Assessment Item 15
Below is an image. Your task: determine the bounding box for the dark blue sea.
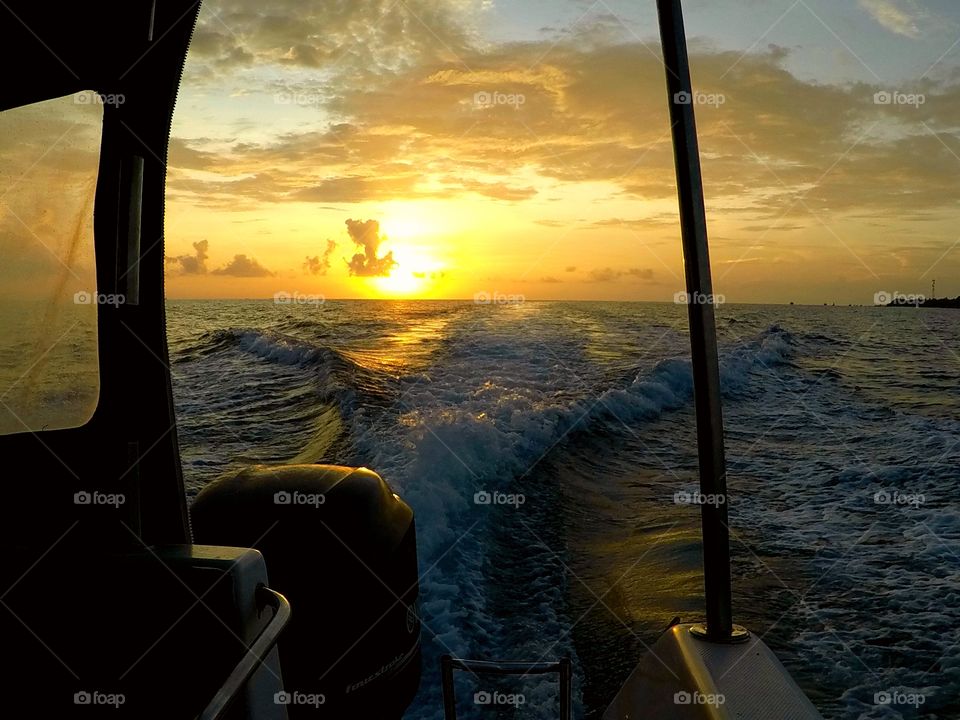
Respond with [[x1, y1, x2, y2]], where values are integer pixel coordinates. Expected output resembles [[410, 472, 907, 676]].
[[166, 300, 960, 720]]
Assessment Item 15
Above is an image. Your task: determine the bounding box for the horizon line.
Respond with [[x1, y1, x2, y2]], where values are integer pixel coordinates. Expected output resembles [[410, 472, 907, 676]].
[[163, 297, 875, 305]]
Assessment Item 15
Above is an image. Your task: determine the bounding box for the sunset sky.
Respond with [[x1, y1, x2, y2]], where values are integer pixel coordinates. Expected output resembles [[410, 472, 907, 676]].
[[159, 0, 960, 303]]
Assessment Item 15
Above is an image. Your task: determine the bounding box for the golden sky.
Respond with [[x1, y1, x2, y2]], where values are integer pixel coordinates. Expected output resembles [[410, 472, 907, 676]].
[[8, 0, 960, 304]]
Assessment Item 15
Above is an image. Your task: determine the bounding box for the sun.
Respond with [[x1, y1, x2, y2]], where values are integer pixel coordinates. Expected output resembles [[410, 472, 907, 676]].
[[369, 242, 446, 298], [373, 270, 427, 296], [359, 205, 450, 297]]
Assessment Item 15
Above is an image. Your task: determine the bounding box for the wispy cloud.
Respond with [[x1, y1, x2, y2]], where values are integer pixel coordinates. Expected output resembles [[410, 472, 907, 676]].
[[858, 0, 920, 38], [588, 267, 655, 283], [303, 239, 337, 275]]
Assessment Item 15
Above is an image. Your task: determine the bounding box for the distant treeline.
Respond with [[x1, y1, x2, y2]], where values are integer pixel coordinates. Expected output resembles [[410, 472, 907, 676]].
[[887, 296, 960, 308]]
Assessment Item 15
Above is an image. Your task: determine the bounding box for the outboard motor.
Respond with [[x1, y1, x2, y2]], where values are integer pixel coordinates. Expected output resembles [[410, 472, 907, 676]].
[[192, 464, 421, 719]]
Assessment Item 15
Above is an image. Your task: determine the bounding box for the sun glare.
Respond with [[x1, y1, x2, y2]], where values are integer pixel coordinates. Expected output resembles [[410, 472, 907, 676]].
[[381, 214, 427, 241], [373, 271, 427, 296], [367, 241, 447, 298]]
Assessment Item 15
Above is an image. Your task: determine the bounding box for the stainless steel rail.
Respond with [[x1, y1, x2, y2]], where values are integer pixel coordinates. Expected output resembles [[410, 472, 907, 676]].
[[440, 655, 572, 720], [199, 585, 292, 720]]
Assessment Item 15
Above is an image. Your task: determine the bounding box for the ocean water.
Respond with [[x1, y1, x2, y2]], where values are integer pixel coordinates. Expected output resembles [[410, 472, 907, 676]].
[[167, 300, 960, 720], [0, 300, 99, 435]]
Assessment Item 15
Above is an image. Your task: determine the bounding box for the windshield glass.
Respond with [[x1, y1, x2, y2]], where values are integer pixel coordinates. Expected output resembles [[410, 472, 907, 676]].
[[0, 91, 102, 435]]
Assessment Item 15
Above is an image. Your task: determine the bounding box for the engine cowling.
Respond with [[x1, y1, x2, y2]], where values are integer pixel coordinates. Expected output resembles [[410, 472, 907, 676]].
[[191, 464, 421, 719]]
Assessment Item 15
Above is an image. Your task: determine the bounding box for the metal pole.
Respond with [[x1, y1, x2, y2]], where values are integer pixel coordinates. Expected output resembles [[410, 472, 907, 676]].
[[559, 657, 572, 720], [441, 655, 457, 719], [655, 0, 741, 642]]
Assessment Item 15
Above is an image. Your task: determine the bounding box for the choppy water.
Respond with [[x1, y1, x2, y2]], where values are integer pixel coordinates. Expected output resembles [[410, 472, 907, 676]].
[[166, 300, 959, 720]]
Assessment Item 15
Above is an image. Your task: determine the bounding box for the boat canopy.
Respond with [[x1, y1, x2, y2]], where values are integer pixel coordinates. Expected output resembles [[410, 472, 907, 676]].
[[0, 0, 201, 548]]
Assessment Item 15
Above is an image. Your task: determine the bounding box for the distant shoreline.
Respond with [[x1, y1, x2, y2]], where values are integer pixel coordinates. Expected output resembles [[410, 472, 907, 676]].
[[886, 297, 960, 309]]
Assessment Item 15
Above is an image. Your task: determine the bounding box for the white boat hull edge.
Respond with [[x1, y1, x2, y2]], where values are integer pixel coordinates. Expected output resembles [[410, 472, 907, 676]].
[[603, 623, 824, 720]]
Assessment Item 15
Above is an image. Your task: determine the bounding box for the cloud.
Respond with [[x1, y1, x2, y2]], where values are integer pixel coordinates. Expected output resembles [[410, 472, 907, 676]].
[[457, 179, 538, 201], [166, 240, 273, 277], [166, 7, 960, 231], [588, 267, 654, 282], [344, 219, 397, 276], [211, 254, 274, 276], [565, 266, 576, 272], [293, 175, 420, 203], [303, 239, 336, 275], [592, 215, 680, 229], [183, 0, 479, 81], [540, 276, 561, 283], [858, 0, 921, 38], [166, 239, 209, 274], [167, 138, 222, 171]]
